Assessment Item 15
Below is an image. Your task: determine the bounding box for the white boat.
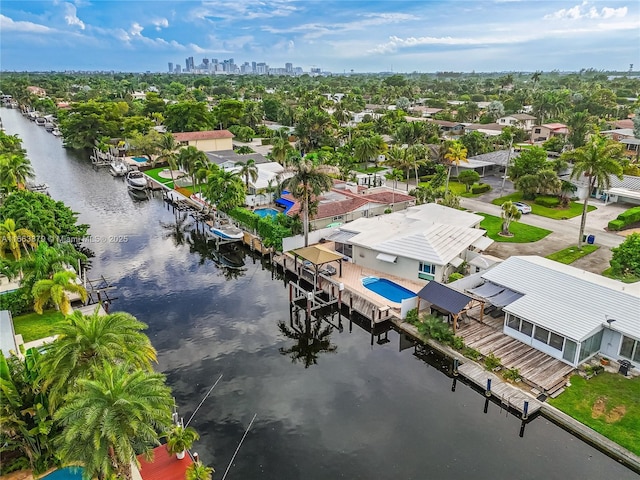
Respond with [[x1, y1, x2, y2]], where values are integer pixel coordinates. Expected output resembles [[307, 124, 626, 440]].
[[109, 161, 128, 177], [51, 128, 62, 137], [35, 117, 46, 126], [126, 170, 147, 190], [207, 221, 244, 241]]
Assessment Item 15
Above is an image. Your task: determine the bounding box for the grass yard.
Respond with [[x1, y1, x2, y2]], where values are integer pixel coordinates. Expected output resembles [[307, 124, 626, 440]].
[[478, 213, 552, 243], [602, 267, 640, 284], [491, 192, 596, 220], [13, 310, 66, 343], [549, 373, 640, 456], [546, 245, 600, 264], [354, 165, 386, 174]]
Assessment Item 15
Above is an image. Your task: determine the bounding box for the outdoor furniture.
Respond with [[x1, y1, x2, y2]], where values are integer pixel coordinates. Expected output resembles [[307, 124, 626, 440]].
[[619, 360, 632, 376]]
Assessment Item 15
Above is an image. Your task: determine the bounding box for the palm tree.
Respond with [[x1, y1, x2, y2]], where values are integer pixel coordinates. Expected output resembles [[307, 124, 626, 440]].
[[156, 133, 181, 187], [177, 146, 208, 189], [385, 169, 404, 206], [0, 218, 36, 260], [385, 147, 414, 191], [501, 201, 522, 236], [278, 314, 337, 368], [353, 135, 385, 166], [32, 270, 87, 315], [0, 153, 35, 193], [18, 242, 86, 294], [444, 141, 468, 192], [283, 159, 334, 247], [41, 307, 157, 405], [186, 461, 215, 480], [202, 168, 246, 216], [235, 158, 259, 192], [165, 425, 200, 459], [567, 135, 624, 248], [270, 137, 294, 166], [54, 362, 173, 480]]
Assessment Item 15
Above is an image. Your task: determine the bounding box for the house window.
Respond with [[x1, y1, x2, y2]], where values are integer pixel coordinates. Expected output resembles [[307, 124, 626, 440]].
[[534, 326, 550, 343], [534, 128, 541, 134], [506, 315, 520, 330], [505, 315, 533, 337], [620, 336, 640, 363], [549, 332, 564, 351], [563, 340, 577, 363], [333, 215, 344, 221], [520, 320, 533, 337], [418, 262, 435, 281], [578, 330, 604, 362]]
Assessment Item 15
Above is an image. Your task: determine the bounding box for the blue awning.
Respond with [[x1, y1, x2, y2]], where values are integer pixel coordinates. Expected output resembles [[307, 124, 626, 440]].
[[275, 197, 295, 213]]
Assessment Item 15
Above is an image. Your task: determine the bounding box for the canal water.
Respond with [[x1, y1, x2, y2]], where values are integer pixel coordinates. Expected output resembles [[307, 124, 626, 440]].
[[2, 108, 636, 479]]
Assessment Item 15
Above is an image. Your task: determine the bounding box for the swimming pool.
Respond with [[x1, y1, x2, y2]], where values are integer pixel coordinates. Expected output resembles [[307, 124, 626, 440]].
[[362, 276, 416, 303], [132, 156, 147, 163], [43, 467, 84, 479], [255, 208, 281, 218]]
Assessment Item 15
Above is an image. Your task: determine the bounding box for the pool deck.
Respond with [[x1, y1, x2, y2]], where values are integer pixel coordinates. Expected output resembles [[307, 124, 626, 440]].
[[274, 244, 424, 322]]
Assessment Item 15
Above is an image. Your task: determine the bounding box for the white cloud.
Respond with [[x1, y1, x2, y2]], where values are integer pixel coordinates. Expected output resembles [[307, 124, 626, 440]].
[[191, 0, 297, 22], [63, 2, 85, 29], [544, 2, 628, 20], [0, 14, 54, 33], [130, 22, 144, 36], [152, 18, 169, 30]]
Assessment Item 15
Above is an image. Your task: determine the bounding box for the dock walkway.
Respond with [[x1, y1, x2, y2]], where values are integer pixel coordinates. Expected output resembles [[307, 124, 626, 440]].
[[458, 362, 542, 417]]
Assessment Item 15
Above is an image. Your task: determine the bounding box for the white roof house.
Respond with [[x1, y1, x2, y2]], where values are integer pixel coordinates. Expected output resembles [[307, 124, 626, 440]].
[[333, 204, 491, 283], [473, 256, 640, 367]]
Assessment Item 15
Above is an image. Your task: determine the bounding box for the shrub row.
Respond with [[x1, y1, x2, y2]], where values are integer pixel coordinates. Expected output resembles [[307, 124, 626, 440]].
[[535, 196, 561, 208], [228, 207, 292, 251], [608, 206, 640, 231], [0, 289, 32, 316], [471, 183, 491, 194]]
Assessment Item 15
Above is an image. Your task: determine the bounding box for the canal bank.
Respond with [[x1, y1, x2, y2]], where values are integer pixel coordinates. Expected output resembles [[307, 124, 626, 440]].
[[3, 107, 638, 480]]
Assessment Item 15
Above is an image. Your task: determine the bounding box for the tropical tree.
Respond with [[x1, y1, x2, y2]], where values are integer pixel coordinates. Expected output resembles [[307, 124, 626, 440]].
[[156, 133, 181, 185], [177, 146, 208, 189], [31, 270, 87, 315], [203, 168, 246, 214], [0, 153, 35, 194], [164, 101, 214, 133], [385, 146, 414, 190], [165, 425, 200, 459], [410, 184, 438, 205], [270, 136, 294, 166], [610, 233, 640, 279], [283, 159, 334, 247], [278, 314, 337, 368], [18, 242, 86, 295], [353, 134, 386, 165], [385, 169, 404, 205], [235, 158, 259, 191], [186, 461, 215, 480], [566, 110, 591, 148], [40, 308, 157, 405], [0, 218, 36, 260], [501, 201, 522, 236], [458, 170, 480, 192], [54, 362, 173, 480], [567, 136, 624, 247], [444, 141, 468, 191]]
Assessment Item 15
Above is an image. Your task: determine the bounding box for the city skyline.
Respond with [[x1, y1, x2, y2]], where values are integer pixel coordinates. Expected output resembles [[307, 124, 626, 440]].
[[1, 1, 638, 73]]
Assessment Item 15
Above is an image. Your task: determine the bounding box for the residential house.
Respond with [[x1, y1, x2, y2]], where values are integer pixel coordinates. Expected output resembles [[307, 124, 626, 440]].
[[326, 204, 492, 284], [463, 123, 504, 137], [601, 128, 636, 141], [426, 119, 465, 137], [174, 130, 234, 152], [497, 113, 537, 131], [464, 256, 640, 368], [279, 182, 415, 228], [462, 150, 522, 176], [530, 123, 569, 143], [26, 86, 46, 97]]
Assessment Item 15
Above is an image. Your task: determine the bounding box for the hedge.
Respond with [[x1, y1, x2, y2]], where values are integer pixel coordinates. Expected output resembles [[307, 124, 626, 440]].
[[471, 183, 491, 194], [608, 219, 625, 231], [261, 138, 271, 146], [0, 289, 32, 316], [228, 207, 292, 251], [617, 206, 640, 224], [535, 196, 561, 208]]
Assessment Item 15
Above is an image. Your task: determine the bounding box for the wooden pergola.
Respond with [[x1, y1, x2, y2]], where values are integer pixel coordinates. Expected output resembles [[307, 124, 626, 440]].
[[416, 281, 484, 334]]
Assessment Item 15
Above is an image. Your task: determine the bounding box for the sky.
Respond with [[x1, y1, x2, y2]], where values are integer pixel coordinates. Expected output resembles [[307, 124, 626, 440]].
[[1, 0, 639, 73]]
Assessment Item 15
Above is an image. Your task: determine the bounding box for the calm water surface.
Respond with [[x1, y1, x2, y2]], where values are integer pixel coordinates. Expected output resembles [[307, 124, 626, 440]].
[[3, 108, 636, 479]]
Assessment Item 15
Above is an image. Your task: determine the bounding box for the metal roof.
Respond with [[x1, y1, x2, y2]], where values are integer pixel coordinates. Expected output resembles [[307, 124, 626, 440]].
[[418, 282, 474, 314], [292, 245, 344, 266], [481, 256, 640, 342]]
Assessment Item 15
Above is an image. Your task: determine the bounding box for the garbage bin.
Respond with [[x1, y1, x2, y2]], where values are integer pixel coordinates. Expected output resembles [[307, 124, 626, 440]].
[[587, 234, 595, 245], [582, 234, 587, 242], [619, 360, 632, 376]]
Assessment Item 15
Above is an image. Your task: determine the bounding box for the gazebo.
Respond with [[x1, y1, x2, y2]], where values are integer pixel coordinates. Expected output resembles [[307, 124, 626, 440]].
[[416, 281, 484, 333], [291, 245, 344, 278]]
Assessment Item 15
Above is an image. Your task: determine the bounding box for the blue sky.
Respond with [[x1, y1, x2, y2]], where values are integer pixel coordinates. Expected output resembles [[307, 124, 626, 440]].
[[1, 0, 638, 72]]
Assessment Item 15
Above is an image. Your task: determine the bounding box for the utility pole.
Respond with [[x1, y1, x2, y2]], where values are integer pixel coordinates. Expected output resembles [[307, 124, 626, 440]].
[[500, 133, 514, 195]]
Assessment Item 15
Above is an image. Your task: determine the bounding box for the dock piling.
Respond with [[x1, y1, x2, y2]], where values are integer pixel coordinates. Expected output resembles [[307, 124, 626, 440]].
[[485, 378, 492, 397]]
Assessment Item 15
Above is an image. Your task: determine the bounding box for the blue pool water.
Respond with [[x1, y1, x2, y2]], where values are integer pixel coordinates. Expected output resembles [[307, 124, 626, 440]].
[[43, 467, 84, 479], [362, 276, 416, 303], [255, 208, 281, 218], [132, 156, 147, 163]]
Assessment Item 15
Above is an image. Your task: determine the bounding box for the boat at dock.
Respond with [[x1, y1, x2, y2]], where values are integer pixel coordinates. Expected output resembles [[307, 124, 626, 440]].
[[126, 170, 147, 190], [35, 117, 47, 126], [109, 160, 128, 177], [51, 128, 62, 137], [207, 221, 244, 241]]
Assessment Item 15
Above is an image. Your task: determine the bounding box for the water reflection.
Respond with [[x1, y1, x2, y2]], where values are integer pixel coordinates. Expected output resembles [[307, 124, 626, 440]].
[[278, 308, 338, 368]]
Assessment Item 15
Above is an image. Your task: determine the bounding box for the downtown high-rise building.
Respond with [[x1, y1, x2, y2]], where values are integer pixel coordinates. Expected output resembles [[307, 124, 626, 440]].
[[185, 56, 195, 72], [168, 62, 173, 73]]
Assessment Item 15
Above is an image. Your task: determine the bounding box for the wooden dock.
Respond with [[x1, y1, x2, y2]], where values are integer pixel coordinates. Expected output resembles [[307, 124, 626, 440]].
[[458, 362, 542, 417]]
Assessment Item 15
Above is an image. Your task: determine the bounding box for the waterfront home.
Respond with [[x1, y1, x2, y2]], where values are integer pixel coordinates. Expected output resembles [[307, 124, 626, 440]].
[[279, 181, 415, 229], [174, 130, 234, 152], [326, 203, 492, 284], [464, 256, 640, 368], [569, 172, 640, 206]]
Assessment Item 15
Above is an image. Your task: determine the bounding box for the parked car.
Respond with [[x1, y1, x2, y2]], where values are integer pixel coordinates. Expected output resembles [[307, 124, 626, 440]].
[[513, 202, 532, 214]]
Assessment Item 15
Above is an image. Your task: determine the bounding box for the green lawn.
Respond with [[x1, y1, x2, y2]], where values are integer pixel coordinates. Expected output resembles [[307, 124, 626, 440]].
[[549, 374, 640, 456], [546, 245, 600, 264], [354, 165, 386, 174], [479, 213, 552, 243], [143, 167, 196, 190], [13, 310, 66, 342], [491, 192, 596, 219], [602, 267, 640, 284]]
